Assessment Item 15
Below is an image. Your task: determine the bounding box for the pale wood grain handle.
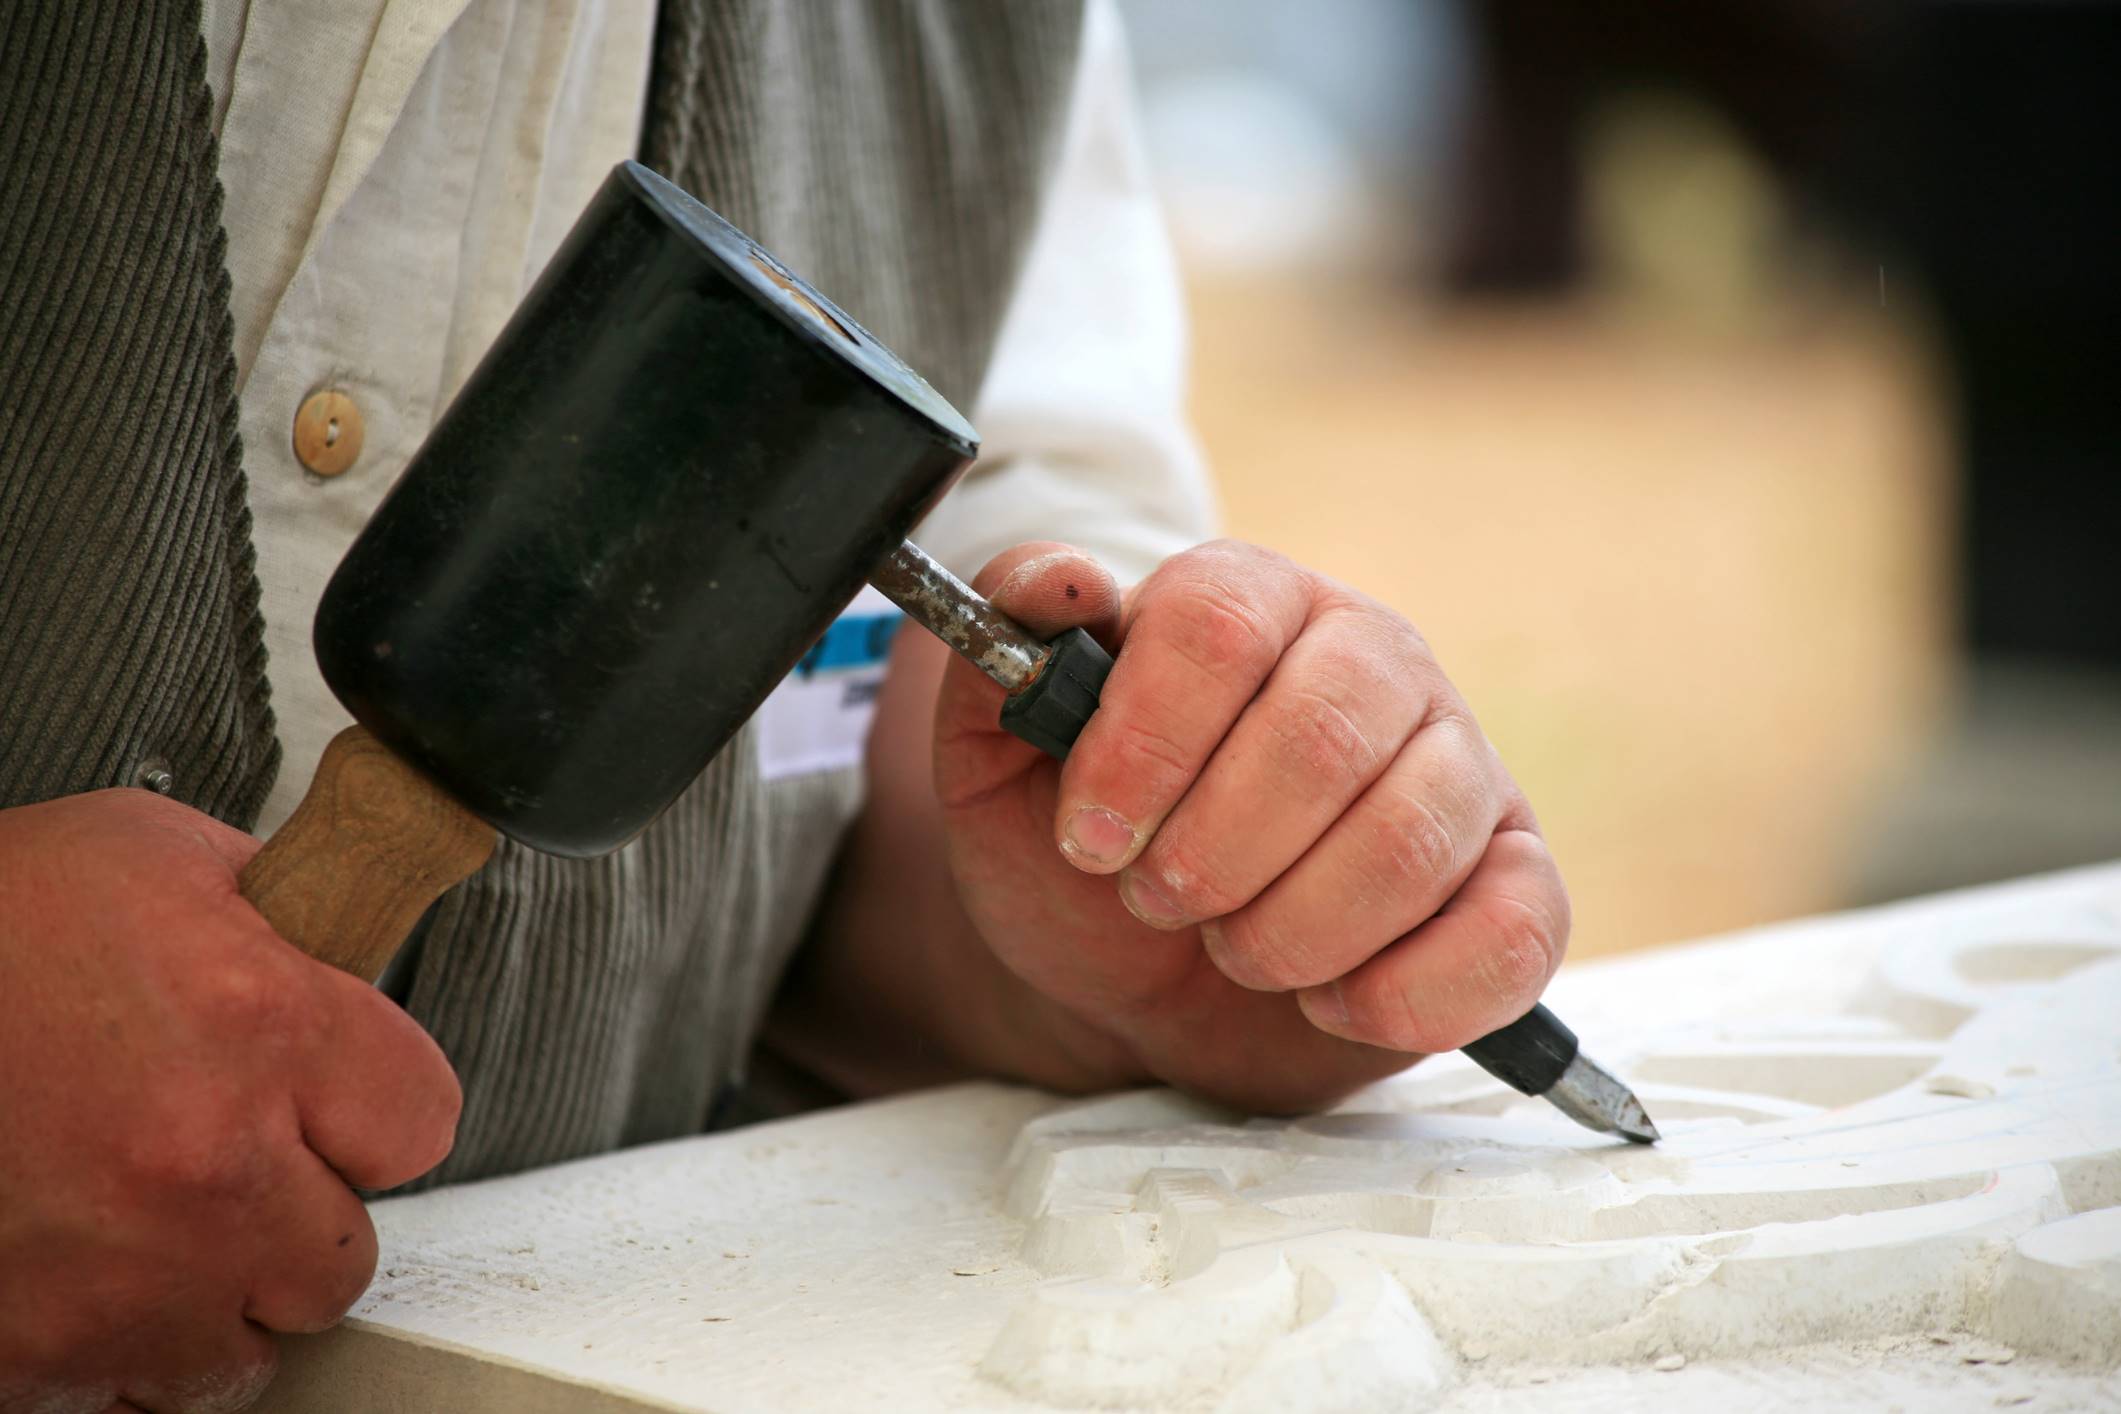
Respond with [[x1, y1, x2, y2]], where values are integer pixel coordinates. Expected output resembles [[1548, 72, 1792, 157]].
[[240, 725, 497, 982]]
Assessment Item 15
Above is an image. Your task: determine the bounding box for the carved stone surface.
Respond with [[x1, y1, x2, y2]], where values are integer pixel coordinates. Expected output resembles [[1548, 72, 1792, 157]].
[[262, 866, 2121, 1412], [988, 936, 2121, 1407]]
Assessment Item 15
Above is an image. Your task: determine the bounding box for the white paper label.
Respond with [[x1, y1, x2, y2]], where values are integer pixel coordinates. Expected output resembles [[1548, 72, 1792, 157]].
[[755, 585, 904, 781]]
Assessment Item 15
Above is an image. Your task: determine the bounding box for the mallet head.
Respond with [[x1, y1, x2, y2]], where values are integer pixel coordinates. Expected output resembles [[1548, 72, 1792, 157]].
[[314, 162, 976, 857]]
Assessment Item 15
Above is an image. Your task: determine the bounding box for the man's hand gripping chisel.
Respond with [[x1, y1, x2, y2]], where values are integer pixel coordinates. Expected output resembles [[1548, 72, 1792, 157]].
[[869, 542, 1660, 1144], [239, 160, 1657, 1145]]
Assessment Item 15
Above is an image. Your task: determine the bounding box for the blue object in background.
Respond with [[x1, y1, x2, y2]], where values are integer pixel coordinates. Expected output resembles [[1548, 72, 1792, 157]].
[[793, 610, 903, 680]]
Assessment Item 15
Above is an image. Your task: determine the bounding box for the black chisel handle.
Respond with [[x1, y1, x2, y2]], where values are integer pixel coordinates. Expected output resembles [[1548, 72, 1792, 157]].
[[999, 627, 1113, 759], [1460, 1002, 1578, 1096]]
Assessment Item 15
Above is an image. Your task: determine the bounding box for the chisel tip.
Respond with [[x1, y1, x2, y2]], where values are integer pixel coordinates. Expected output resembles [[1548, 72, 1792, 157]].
[[1613, 1092, 1662, 1145], [1545, 1050, 1662, 1144]]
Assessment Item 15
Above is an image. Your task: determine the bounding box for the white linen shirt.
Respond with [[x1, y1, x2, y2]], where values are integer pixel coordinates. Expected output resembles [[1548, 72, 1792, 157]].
[[204, 0, 1214, 835]]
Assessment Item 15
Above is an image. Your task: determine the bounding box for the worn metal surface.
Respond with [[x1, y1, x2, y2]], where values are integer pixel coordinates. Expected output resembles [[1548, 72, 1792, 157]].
[[1547, 1050, 1662, 1143], [868, 540, 1051, 693]]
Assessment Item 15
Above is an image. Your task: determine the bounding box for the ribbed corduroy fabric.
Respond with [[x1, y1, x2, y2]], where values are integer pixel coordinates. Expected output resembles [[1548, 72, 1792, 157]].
[[643, 1, 1088, 409], [0, 0, 1085, 1184], [0, 0, 279, 824]]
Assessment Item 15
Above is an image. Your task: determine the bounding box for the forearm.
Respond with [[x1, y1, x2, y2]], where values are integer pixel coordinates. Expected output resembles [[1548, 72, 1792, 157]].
[[761, 629, 1146, 1100]]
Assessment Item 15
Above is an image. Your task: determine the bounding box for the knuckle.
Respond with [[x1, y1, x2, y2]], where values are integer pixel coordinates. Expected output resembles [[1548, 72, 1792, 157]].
[[190, 958, 301, 1044], [125, 1100, 267, 1201], [1103, 712, 1197, 785], [1172, 537, 1278, 578], [427, 1068, 466, 1155], [1167, 589, 1279, 679], [1475, 896, 1560, 1005], [1339, 970, 1429, 1054], [1382, 610, 1437, 668], [404, 1053, 465, 1174], [1211, 911, 1323, 992], [436, 1059, 466, 1124], [1140, 837, 1238, 919], [349, 988, 462, 1112], [1366, 792, 1461, 895], [1260, 683, 1382, 792], [1111, 712, 1196, 780], [1547, 876, 1573, 961], [309, 1226, 380, 1331], [1341, 956, 1465, 1056], [1386, 977, 1437, 1054]]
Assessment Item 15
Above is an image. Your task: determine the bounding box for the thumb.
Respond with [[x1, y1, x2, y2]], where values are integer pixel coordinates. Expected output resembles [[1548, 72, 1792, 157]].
[[974, 541, 1125, 641], [932, 543, 1123, 808]]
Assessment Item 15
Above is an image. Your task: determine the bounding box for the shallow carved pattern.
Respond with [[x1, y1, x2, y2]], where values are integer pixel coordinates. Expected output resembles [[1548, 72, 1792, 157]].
[[984, 927, 2121, 1410]]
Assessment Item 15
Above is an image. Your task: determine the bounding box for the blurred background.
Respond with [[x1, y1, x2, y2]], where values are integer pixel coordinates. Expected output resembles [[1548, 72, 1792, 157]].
[[1118, 0, 2121, 959]]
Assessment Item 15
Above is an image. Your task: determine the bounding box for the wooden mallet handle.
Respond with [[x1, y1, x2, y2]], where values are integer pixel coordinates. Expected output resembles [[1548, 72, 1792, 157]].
[[239, 725, 497, 982]]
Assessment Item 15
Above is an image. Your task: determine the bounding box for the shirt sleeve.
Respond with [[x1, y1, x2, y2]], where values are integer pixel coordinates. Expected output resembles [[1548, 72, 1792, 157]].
[[912, 0, 1219, 589]]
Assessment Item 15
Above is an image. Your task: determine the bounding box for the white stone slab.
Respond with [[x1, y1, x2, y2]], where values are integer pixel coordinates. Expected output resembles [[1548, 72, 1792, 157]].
[[261, 865, 2121, 1412]]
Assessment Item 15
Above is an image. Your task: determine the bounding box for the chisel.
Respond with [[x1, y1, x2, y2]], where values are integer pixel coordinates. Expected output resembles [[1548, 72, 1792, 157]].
[[871, 540, 1663, 1144]]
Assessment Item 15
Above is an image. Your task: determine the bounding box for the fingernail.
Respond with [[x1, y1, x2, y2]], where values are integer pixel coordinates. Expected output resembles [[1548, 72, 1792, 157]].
[[1062, 805, 1136, 867], [1120, 870, 1189, 929], [1301, 981, 1351, 1032]]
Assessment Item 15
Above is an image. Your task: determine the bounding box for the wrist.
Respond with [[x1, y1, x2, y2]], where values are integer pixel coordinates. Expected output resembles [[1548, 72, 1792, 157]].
[[977, 960, 1152, 1095]]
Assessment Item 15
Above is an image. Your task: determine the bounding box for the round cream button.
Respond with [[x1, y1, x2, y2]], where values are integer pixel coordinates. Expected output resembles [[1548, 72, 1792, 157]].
[[292, 389, 364, 477]]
